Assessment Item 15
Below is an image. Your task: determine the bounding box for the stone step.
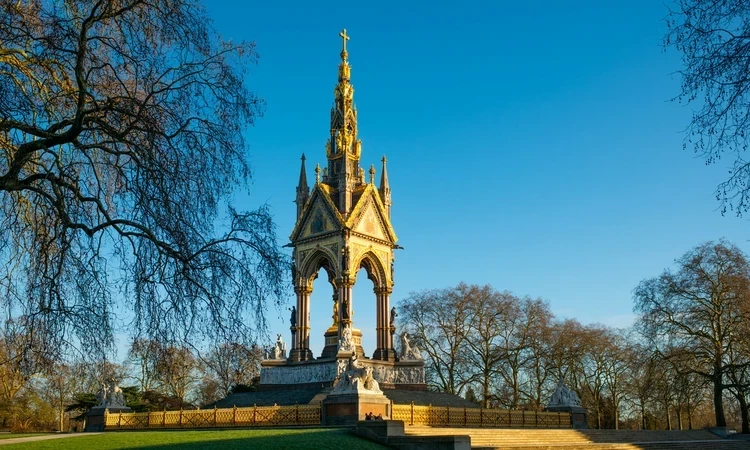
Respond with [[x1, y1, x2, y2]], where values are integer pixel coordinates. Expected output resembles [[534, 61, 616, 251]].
[[405, 427, 722, 443], [475, 443, 750, 450], [308, 387, 332, 404], [403, 426, 744, 449], [467, 436, 723, 444]]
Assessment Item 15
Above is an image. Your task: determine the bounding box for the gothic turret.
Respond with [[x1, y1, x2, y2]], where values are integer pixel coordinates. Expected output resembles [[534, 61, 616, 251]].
[[295, 154, 309, 218]]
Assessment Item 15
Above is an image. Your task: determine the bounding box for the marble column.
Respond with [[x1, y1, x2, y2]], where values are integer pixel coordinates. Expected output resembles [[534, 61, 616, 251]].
[[337, 279, 353, 330], [290, 285, 313, 361], [372, 286, 396, 361]]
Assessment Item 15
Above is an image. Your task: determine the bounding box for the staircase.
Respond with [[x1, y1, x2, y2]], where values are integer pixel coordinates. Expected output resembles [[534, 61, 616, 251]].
[[403, 427, 750, 449], [308, 386, 332, 404]]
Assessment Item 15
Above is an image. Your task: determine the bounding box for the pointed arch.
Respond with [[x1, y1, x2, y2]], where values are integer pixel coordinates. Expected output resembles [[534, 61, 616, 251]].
[[300, 248, 338, 287], [354, 250, 387, 288]]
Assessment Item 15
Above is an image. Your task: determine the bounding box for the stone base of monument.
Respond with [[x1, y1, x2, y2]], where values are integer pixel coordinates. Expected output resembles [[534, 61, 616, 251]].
[[84, 406, 133, 432], [322, 325, 364, 359], [322, 392, 391, 426], [544, 405, 588, 429], [259, 356, 427, 391]]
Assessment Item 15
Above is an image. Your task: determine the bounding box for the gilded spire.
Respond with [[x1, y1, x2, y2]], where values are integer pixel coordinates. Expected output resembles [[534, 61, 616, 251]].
[[326, 28, 363, 217], [328, 29, 359, 161]]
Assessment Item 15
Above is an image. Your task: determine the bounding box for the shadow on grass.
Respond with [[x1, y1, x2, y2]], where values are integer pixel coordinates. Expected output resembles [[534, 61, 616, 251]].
[[2, 428, 387, 450]]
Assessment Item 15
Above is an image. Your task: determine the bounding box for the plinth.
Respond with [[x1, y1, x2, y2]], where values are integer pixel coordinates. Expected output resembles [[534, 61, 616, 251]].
[[321, 324, 364, 359], [544, 405, 588, 429], [84, 406, 132, 432], [322, 392, 392, 426]]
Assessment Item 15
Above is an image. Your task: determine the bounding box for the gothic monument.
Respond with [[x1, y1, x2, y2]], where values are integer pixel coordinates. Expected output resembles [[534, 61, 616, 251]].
[[259, 30, 426, 403]]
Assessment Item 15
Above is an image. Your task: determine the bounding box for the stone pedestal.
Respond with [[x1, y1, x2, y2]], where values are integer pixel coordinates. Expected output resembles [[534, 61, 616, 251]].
[[322, 393, 392, 426], [372, 347, 397, 362], [288, 347, 314, 362], [544, 405, 588, 429], [321, 325, 364, 359], [84, 406, 132, 432]]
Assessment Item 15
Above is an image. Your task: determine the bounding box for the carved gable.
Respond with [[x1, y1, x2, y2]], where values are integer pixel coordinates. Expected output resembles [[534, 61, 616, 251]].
[[347, 186, 396, 244], [291, 187, 343, 242], [354, 200, 386, 240]]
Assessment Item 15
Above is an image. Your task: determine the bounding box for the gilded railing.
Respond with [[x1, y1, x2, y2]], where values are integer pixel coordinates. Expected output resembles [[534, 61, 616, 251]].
[[103, 402, 571, 430], [391, 403, 571, 428], [103, 404, 322, 429]]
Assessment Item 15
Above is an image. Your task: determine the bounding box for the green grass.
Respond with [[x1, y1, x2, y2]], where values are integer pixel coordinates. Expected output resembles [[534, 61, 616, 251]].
[[0, 433, 45, 440], [0, 428, 388, 449]]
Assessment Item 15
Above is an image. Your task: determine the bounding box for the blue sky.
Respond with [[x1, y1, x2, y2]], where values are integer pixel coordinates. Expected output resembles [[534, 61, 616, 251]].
[[202, 1, 750, 355]]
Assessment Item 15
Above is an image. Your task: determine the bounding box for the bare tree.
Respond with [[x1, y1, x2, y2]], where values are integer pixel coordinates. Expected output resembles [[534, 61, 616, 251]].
[[492, 296, 543, 410], [665, 1, 750, 216], [625, 344, 659, 430], [601, 329, 631, 430], [518, 298, 554, 410], [634, 240, 750, 427], [38, 363, 77, 431], [547, 319, 587, 392], [461, 285, 510, 408], [398, 284, 473, 394], [579, 325, 608, 429], [127, 338, 162, 393], [726, 301, 750, 433], [200, 342, 261, 398], [0, 0, 287, 361], [155, 346, 197, 404]]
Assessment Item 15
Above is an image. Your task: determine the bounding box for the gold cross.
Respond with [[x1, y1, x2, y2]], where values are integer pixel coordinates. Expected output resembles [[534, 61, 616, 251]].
[[339, 29, 350, 53]]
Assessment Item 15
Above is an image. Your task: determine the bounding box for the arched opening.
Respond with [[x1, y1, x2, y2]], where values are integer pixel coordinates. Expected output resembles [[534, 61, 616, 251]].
[[352, 267, 376, 356], [352, 250, 389, 360], [291, 249, 337, 362], [308, 267, 337, 358]]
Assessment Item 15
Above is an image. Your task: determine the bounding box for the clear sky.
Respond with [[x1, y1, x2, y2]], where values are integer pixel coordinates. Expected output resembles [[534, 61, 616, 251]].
[[202, 1, 750, 355]]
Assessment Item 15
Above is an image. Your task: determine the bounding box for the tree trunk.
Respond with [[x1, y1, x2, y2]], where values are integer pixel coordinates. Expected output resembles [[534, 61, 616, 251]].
[[676, 406, 683, 430], [737, 393, 749, 434], [614, 400, 619, 430], [713, 372, 726, 427], [641, 404, 647, 430], [688, 405, 693, 430], [483, 372, 491, 409]]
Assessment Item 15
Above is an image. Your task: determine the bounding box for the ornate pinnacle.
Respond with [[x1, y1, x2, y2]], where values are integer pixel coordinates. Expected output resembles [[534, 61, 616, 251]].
[[369, 164, 376, 184], [315, 163, 321, 184], [295, 153, 309, 217], [297, 153, 308, 190]]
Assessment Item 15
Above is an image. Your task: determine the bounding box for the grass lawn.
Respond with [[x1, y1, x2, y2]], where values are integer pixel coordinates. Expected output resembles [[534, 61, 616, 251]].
[[0, 428, 387, 449], [0, 434, 44, 440]]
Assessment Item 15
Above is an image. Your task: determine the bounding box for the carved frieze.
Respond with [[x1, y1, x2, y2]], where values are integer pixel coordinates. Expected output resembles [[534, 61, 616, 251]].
[[260, 360, 426, 386], [260, 362, 338, 385]]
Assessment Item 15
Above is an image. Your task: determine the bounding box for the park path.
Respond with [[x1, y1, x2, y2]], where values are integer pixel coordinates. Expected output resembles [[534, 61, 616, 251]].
[[0, 433, 101, 446]]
